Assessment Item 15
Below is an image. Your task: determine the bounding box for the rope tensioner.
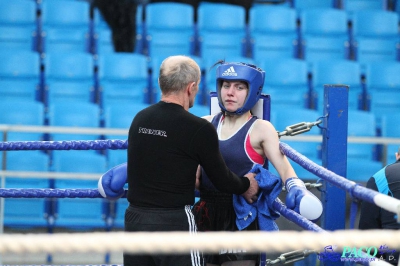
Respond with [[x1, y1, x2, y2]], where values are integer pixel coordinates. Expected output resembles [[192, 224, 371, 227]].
[[277, 120, 322, 138], [266, 249, 317, 265]]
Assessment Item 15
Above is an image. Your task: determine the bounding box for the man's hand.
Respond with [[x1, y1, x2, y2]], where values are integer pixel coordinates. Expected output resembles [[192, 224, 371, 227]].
[[241, 173, 259, 204]]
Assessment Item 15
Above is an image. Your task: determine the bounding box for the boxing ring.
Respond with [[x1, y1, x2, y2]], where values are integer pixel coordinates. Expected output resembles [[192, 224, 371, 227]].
[[1, 85, 400, 266]]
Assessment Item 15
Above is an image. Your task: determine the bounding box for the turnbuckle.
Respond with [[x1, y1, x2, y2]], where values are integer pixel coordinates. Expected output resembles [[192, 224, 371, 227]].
[[278, 120, 322, 138], [265, 249, 317, 265]]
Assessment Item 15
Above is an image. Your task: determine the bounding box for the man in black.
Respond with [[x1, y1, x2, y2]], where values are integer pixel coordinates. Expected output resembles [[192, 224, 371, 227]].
[[359, 147, 400, 265], [124, 55, 259, 266]]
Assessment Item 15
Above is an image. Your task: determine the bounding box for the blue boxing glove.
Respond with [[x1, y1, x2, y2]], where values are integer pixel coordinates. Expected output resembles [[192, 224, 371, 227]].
[[285, 177, 323, 221], [98, 163, 127, 200]]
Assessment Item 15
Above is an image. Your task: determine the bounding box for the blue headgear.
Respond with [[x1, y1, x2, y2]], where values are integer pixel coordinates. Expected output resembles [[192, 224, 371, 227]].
[[216, 62, 265, 115]]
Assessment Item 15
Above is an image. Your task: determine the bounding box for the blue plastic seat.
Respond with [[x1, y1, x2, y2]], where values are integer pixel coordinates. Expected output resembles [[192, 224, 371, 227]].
[[97, 53, 150, 106], [258, 58, 310, 110], [93, 28, 114, 54], [381, 115, 400, 163], [197, 3, 247, 58], [385, 144, 399, 164], [47, 102, 101, 141], [346, 158, 383, 182], [51, 150, 107, 230], [107, 150, 128, 168], [0, 100, 44, 141], [189, 105, 210, 117], [0, 50, 40, 88], [146, 31, 194, 60], [368, 91, 400, 127], [342, 0, 386, 12], [0, 80, 39, 102], [292, 0, 336, 10], [350, 10, 399, 64], [353, 38, 398, 64], [0, 26, 38, 52], [40, 0, 91, 53], [367, 70, 400, 127], [381, 114, 400, 138], [347, 110, 377, 161], [249, 5, 298, 59], [0, 0, 38, 51], [145, 3, 194, 59], [43, 52, 95, 105], [3, 151, 50, 228], [103, 102, 150, 139], [299, 8, 349, 61], [310, 60, 363, 111]]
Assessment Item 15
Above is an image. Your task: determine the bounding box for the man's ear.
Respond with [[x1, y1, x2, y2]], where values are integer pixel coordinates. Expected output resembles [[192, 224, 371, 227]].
[[187, 82, 196, 95]]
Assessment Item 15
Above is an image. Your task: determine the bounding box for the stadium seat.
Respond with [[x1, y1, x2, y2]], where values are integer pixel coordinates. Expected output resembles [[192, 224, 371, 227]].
[[3, 151, 50, 228], [346, 158, 383, 182], [350, 10, 399, 64], [43, 52, 95, 105], [381, 114, 400, 138], [0, 50, 41, 101], [197, 2, 247, 58], [189, 105, 210, 117], [249, 5, 298, 59], [292, 0, 336, 10], [342, 0, 387, 12], [93, 28, 114, 54], [347, 110, 377, 161], [299, 8, 349, 61], [51, 150, 107, 230], [0, 100, 44, 142], [107, 150, 127, 168], [364, 61, 400, 125], [97, 53, 150, 106], [384, 144, 399, 165], [47, 102, 101, 141], [0, 80, 39, 103], [103, 102, 150, 140], [40, 0, 91, 53], [310, 60, 363, 111], [145, 3, 194, 59], [0, 0, 38, 51], [258, 58, 310, 110]]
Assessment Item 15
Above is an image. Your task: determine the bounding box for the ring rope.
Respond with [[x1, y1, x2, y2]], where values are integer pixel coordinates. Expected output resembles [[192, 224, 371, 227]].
[[0, 139, 127, 151], [0, 230, 399, 255], [280, 141, 400, 219]]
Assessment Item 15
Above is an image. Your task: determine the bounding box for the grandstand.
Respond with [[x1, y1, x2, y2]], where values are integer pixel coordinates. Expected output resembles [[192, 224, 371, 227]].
[[1, 0, 400, 264]]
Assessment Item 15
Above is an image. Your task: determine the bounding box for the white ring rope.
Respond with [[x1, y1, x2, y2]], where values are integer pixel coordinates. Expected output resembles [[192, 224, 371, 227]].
[[0, 170, 100, 180], [0, 230, 400, 255]]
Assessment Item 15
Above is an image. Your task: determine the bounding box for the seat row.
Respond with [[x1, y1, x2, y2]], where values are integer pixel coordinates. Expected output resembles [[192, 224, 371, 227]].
[[1, 1, 400, 63], [0, 150, 127, 230], [2, 49, 399, 123]]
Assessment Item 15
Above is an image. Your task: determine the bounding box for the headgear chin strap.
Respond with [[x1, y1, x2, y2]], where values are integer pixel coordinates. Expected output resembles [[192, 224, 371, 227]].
[[216, 62, 265, 115]]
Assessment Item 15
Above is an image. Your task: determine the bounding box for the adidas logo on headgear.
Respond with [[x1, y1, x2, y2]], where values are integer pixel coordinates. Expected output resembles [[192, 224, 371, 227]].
[[222, 66, 238, 76]]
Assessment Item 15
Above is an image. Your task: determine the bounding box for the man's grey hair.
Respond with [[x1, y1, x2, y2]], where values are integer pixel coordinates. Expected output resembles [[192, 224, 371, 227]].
[[158, 55, 200, 95]]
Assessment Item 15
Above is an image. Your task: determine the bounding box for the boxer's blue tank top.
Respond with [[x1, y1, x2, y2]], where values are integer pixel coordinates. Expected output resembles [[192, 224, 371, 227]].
[[200, 112, 265, 192]]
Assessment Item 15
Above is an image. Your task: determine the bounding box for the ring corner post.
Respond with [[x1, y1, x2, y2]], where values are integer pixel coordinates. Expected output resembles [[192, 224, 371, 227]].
[[321, 85, 348, 233]]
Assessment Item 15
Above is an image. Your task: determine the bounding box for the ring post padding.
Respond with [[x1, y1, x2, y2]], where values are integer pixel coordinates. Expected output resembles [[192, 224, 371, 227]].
[[321, 85, 348, 233]]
